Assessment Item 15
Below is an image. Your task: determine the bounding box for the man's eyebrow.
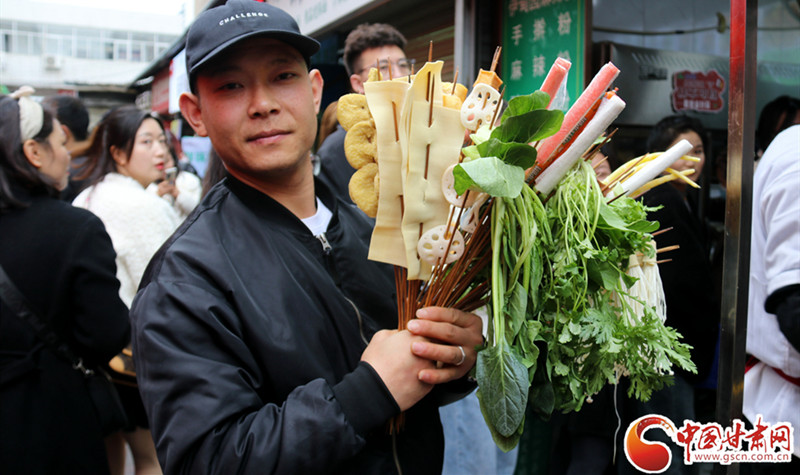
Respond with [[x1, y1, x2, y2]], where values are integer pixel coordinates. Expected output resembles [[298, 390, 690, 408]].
[[269, 55, 302, 65], [205, 55, 303, 77], [204, 63, 242, 78]]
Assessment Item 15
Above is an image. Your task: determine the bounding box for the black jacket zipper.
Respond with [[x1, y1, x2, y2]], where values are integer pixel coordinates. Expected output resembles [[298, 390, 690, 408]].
[[316, 232, 341, 287]]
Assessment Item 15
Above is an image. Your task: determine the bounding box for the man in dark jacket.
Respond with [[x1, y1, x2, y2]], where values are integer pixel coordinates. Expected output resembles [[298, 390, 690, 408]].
[[130, 1, 483, 474]]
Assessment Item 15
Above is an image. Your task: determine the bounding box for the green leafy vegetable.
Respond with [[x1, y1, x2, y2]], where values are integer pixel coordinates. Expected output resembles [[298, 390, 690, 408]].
[[454, 157, 525, 197], [459, 90, 694, 452], [453, 98, 562, 198], [503, 91, 551, 120]]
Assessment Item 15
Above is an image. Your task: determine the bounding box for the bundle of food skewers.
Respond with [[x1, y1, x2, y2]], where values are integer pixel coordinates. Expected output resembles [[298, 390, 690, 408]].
[[339, 48, 698, 450]]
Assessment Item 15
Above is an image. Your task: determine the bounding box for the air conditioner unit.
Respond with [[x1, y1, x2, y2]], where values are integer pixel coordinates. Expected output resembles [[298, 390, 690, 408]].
[[43, 55, 64, 71]]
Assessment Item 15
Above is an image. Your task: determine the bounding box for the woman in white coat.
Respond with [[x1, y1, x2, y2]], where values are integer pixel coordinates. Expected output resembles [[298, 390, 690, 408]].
[[73, 105, 179, 475]]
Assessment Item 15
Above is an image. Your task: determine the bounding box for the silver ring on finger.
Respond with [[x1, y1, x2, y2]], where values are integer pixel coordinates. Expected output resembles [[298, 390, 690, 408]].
[[455, 345, 466, 366]]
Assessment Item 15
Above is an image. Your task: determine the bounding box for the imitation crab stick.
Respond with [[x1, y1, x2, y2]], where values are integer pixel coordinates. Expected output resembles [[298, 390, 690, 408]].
[[534, 92, 626, 195], [539, 57, 571, 109], [532, 62, 620, 171]]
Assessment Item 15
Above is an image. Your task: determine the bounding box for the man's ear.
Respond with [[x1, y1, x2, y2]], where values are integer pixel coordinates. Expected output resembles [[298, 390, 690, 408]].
[[179, 92, 209, 137], [349, 74, 365, 94], [22, 139, 43, 168], [310, 69, 324, 114]]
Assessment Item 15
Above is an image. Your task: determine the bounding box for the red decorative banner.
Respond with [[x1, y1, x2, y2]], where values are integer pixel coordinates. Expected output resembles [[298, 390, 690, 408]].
[[671, 69, 726, 113]]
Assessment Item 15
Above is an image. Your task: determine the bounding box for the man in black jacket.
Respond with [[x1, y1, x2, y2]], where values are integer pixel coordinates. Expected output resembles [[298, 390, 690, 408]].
[[130, 1, 483, 474]]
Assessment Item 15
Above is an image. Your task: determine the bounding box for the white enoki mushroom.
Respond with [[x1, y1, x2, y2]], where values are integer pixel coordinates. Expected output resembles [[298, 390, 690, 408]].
[[417, 224, 465, 265], [612, 241, 667, 326]]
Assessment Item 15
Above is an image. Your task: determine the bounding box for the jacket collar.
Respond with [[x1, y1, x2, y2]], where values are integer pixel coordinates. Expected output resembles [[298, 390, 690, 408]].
[[223, 174, 342, 234]]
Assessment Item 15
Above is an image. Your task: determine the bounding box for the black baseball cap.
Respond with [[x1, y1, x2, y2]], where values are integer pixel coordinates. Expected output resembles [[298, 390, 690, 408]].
[[185, 0, 320, 81]]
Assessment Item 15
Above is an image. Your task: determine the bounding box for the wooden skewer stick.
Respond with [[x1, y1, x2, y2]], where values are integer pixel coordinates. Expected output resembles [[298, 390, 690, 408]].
[[592, 155, 609, 170], [586, 129, 617, 164], [651, 226, 673, 237], [428, 41, 433, 63], [386, 57, 393, 81], [451, 69, 459, 94], [656, 244, 680, 254], [426, 71, 431, 103], [656, 259, 673, 265], [586, 136, 610, 162], [424, 144, 431, 179], [424, 204, 467, 308], [375, 59, 381, 81], [391, 101, 399, 142], [425, 213, 489, 309], [490, 46, 502, 72], [489, 87, 506, 128], [606, 192, 624, 205], [399, 194, 404, 218], [428, 73, 435, 127], [394, 266, 404, 330], [599, 178, 612, 196]]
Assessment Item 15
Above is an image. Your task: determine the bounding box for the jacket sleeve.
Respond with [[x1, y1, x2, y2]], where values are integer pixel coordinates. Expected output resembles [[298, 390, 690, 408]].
[[130, 280, 399, 475], [66, 212, 130, 365], [760, 139, 800, 352], [759, 147, 800, 302]]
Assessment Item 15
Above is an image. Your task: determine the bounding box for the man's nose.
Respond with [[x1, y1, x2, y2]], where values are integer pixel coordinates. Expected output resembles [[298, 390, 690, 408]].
[[249, 86, 278, 117]]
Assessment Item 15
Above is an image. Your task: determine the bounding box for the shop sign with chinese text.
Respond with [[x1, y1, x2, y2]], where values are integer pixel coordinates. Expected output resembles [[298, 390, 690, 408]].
[[502, 0, 586, 108], [671, 69, 726, 113]]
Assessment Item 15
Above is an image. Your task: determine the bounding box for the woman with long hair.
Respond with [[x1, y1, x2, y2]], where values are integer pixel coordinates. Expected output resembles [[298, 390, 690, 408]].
[[0, 88, 130, 473], [73, 105, 180, 475]]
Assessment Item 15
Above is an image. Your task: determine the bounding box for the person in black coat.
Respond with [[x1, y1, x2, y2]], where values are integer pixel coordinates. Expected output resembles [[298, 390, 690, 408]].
[[616, 115, 719, 475], [641, 115, 718, 385], [0, 90, 130, 474]]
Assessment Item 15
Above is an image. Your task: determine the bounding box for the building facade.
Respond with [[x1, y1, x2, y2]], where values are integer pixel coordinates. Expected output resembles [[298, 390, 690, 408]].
[[1, 0, 184, 119]]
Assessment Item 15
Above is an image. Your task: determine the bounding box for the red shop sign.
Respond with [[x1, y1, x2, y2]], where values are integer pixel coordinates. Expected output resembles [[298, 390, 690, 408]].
[[671, 69, 726, 113]]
